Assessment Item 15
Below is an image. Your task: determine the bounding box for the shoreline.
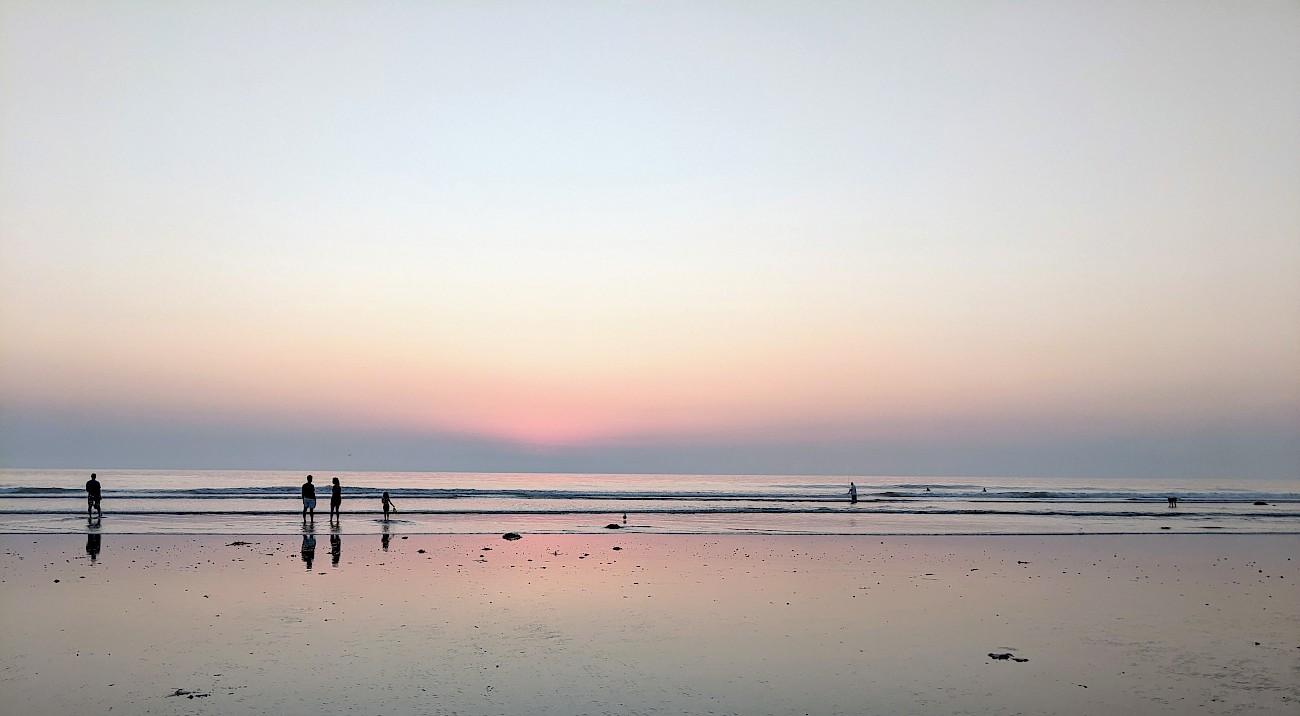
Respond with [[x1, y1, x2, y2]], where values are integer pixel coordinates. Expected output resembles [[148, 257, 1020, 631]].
[[2, 533, 1297, 714], [5, 470, 1298, 538], [4, 511, 1299, 536]]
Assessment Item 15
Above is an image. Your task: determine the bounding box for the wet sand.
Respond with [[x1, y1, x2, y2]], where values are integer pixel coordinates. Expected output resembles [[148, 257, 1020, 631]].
[[1, 533, 1296, 715]]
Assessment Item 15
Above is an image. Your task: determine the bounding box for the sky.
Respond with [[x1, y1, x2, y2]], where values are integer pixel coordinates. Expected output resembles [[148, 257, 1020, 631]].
[[1, 2, 1297, 477]]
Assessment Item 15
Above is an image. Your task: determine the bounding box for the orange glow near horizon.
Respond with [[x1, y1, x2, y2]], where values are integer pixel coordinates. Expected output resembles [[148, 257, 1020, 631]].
[[4, 312, 1295, 452]]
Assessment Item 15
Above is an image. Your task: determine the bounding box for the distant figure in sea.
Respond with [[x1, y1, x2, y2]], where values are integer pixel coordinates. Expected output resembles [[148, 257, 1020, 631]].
[[848, 482, 858, 504], [301, 529, 316, 570], [86, 473, 102, 519], [86, 533, 101, 563], [301, 475, 317, 522], [1167, 496, 1178, 508], [329, 477, 342, 522], [381, 491, 396, 521], [330, 533, 341, 567]]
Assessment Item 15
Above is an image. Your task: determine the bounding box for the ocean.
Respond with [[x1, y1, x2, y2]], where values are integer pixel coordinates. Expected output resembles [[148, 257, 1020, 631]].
[[1, 469, 1296, 535]]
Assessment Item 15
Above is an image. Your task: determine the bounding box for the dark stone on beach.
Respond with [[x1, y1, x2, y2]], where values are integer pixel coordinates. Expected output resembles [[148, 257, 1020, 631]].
[[612, 546, 622, 550], [417, 549, 425, 554], [227, 541, 251, 546], [1254, 501, 1269, 505], [1160, 526, 1171, 530], [605, 523, 622, 529], [502, 533, 522, 541], [988, 653, 1027, 662]]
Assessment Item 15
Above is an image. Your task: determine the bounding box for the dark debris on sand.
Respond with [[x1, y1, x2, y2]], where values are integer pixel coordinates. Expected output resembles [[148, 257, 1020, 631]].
[[166, 688, 211, 699], [988, 652, 1029, 662]]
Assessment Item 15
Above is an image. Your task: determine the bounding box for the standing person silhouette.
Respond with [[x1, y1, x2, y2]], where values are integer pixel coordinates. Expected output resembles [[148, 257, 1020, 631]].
[[85, 473, 102, 519], [381, 491, 396, 522], [301, 475, 317, 522], [848, 481, 858, 504], [329, 477, 342, 522]]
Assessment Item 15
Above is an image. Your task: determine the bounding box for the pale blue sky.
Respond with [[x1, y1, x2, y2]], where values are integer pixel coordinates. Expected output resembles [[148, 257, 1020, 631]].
[[2, 2, 1297, 475]]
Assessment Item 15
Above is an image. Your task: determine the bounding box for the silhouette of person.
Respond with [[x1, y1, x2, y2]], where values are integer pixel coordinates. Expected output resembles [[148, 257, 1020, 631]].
[[301, 475, 317, 522], [330, 533, 341, 567], [381, 491, 396, 521], [301, 529, 316, 570], [86, 473, 102, 519], [848, 481, 858, 504], [86, 533, 101, 563], [381, 521, 391, 551], [329, 477, 342, 521]]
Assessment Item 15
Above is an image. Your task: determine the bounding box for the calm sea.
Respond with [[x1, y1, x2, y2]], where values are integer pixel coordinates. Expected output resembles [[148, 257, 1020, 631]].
[[0, 469, 1296, 536]]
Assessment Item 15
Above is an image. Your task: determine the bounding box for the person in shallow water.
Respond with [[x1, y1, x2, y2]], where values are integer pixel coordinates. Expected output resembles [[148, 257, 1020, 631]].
[[848, 481, 858, 504], [85, 472, 102, 519], [329, 477, 342, 522], [301, 475, 316, 522], [381, 491, 396, 521]]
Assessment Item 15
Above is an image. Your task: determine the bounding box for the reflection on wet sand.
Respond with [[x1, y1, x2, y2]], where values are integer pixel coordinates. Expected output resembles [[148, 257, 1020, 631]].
[[85, 532, 101, 563], [330, 533, 341, 567], [3, 534, 1298, 715], [301, 525, 316, 570]]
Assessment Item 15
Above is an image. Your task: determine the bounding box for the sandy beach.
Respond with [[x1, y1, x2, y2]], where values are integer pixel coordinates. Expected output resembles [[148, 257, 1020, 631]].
[[1, 533, 1297, 715]]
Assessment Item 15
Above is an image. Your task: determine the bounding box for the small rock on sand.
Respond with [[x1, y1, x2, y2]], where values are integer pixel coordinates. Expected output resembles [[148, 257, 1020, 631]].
[[605, 523, 622, 529], [502, 533, 522, 541], [988, 653, 1028, 662]]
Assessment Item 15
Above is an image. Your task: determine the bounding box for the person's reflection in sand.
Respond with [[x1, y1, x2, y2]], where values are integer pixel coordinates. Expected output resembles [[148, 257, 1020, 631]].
[[381, 522, 390, 552], [301, 525, 317, 570], [86, 532, 101, 564], [330, 532, 341, 567]]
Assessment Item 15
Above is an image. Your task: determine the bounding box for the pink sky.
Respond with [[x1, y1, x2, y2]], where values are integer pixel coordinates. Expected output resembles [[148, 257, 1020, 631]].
[[1, 2, 1298, 475]]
